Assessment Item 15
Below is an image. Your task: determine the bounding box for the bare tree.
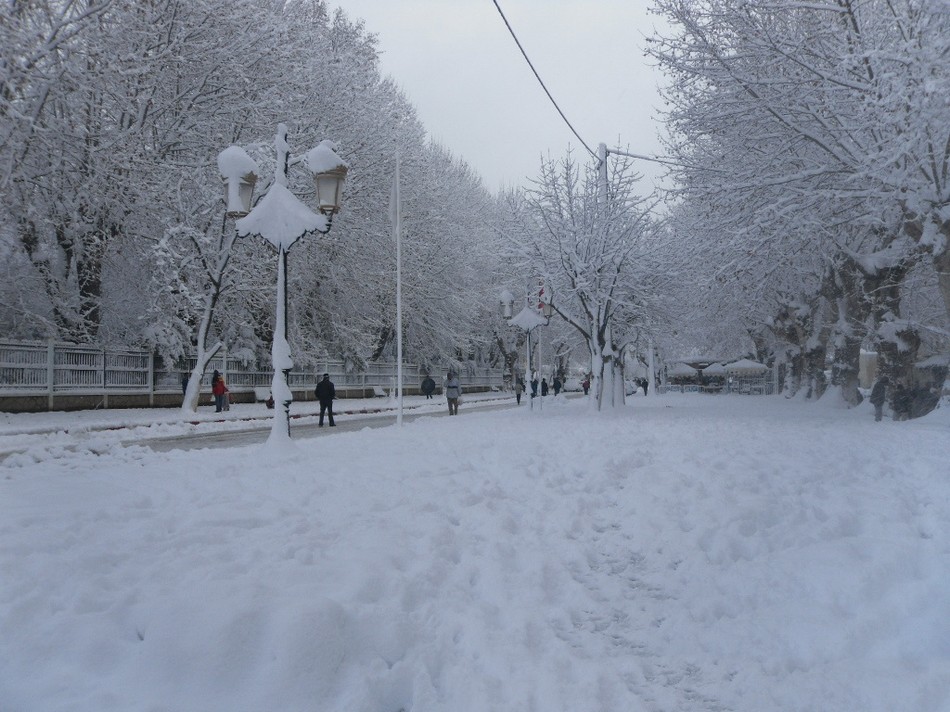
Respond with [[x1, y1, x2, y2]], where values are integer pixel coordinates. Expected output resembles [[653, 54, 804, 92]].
[[507, 149, 663, 410]]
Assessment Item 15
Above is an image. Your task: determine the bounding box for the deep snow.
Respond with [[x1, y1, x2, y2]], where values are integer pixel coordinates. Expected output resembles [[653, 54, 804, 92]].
[[1, 393, 948, 711]]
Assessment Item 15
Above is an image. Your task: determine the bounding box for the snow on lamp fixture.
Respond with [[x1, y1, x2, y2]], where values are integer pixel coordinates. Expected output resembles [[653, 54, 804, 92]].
[[305, 140, 348, 215], [499, 289, 515, 319], [217, 145, 259, 218]]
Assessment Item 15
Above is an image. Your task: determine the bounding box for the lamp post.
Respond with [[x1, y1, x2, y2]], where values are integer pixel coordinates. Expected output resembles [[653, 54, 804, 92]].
[[500, 282, 553, 412], [218, 123, 347, 444]]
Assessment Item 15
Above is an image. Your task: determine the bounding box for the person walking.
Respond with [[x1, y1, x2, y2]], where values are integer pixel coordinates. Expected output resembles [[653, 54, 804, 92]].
[[553, 376, 562, 396], [445, 371, 462, 415], [582, 377, 590, 395], [541, 377, 549, 397], [869, 375, 888, 422], [315, 373, 336, 426], [421, 374, 436, 399], [211, 370, 228, 413], [515, 377, 525, 405], [530, 377, 538, 398]]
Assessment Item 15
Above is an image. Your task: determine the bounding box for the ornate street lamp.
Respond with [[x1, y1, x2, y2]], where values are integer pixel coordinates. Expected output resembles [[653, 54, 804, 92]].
[[502, 282, 552, 412], [218, 124, 348, 444]]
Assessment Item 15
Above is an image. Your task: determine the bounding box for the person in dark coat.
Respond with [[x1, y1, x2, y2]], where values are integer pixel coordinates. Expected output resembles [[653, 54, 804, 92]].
[[421, 374, 436, 399], [515, 377, 525, 405], [582, 377, 590, 395], [541, 378, 549, 397], [315, 373, 336, 426], [530, 377, 538, 398], [553, 376, 562, 396], [869, 376, 888, 422]]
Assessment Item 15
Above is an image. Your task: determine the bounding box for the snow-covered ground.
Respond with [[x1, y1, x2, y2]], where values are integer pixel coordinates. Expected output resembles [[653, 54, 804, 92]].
[[1, 393, 948, 711]]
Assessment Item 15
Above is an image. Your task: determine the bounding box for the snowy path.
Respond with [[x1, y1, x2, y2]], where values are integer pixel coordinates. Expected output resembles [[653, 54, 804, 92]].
[[1, 395, 948, 711], [0, 392, 513, 461]]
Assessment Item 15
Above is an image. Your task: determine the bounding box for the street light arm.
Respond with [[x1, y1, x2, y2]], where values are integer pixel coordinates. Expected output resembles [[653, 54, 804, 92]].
[[604, 146, 728, 174]]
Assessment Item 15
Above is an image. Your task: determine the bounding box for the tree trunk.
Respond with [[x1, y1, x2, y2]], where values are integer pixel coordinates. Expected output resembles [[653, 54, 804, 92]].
[[784, 347, 803, 397], [595, 324, 625, 410], [933, 249, 950, 329], [827, 264, 864, 406]]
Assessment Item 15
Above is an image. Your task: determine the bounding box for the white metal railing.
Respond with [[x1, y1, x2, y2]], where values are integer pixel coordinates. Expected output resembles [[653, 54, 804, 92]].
[[658, 377, 775, 396], [0, 340, 505, 396]]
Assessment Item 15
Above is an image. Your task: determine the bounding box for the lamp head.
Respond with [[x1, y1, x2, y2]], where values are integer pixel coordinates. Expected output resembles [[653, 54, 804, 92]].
[[305, 141, 348, 215], [218, 145, 259, 217], [499, 288, 515, 318]]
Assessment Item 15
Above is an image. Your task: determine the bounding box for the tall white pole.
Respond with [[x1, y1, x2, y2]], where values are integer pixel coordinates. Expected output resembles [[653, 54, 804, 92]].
[[393, 153, 404, 426], [526, 328, 532, 411], [270, 244, 293, 441], [597, 144, 609, 409], [269, 126, 294, 443], [648, 337, 656, 397]]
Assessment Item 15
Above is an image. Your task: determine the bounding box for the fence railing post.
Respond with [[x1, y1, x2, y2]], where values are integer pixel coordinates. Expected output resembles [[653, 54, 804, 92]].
[[101, 347, 108, 408], [147, 351, 155, 407], [47, 339, 55, 410]]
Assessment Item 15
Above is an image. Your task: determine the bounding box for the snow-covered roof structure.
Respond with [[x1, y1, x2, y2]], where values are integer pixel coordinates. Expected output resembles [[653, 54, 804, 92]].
[[726, 358, 768, 374], [667, 363, 698, 378], [702, 362, 728, 376]]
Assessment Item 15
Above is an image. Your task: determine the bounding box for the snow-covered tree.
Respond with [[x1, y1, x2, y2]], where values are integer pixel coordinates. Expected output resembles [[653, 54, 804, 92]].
[[650, 0, 950, 404], [506, 148, 666, 410]]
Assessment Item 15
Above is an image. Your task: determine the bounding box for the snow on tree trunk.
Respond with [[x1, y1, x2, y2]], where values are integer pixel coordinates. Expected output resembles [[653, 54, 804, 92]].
[[181, 341, 222, 415], [589, 346, 604, 412]]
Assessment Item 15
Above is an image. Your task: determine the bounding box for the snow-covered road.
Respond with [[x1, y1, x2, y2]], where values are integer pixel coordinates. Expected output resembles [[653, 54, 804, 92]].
[[1, 393, 947, 711]]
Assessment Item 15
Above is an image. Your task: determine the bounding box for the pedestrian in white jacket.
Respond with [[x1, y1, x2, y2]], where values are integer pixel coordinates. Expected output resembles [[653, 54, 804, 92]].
[[444, 372, 462, 415]]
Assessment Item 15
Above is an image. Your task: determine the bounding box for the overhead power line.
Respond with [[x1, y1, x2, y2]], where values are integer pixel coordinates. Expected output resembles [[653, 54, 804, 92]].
[[491, 0, 597, 159]]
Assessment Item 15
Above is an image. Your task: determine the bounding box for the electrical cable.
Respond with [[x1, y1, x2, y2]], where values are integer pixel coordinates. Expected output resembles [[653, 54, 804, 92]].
[[491, 0, 597, 159]]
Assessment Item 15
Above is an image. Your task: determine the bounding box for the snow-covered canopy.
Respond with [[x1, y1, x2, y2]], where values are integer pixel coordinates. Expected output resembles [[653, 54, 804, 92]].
[[727, 358, 768, 374], [235, 183, 327, 250], [508, 306, 548, 331], [667, 363, 698, 377], [702, 362, 728, 376]]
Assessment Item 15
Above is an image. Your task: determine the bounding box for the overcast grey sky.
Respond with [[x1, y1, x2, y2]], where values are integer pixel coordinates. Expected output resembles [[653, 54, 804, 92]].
[[333, 0, 669, 193]]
